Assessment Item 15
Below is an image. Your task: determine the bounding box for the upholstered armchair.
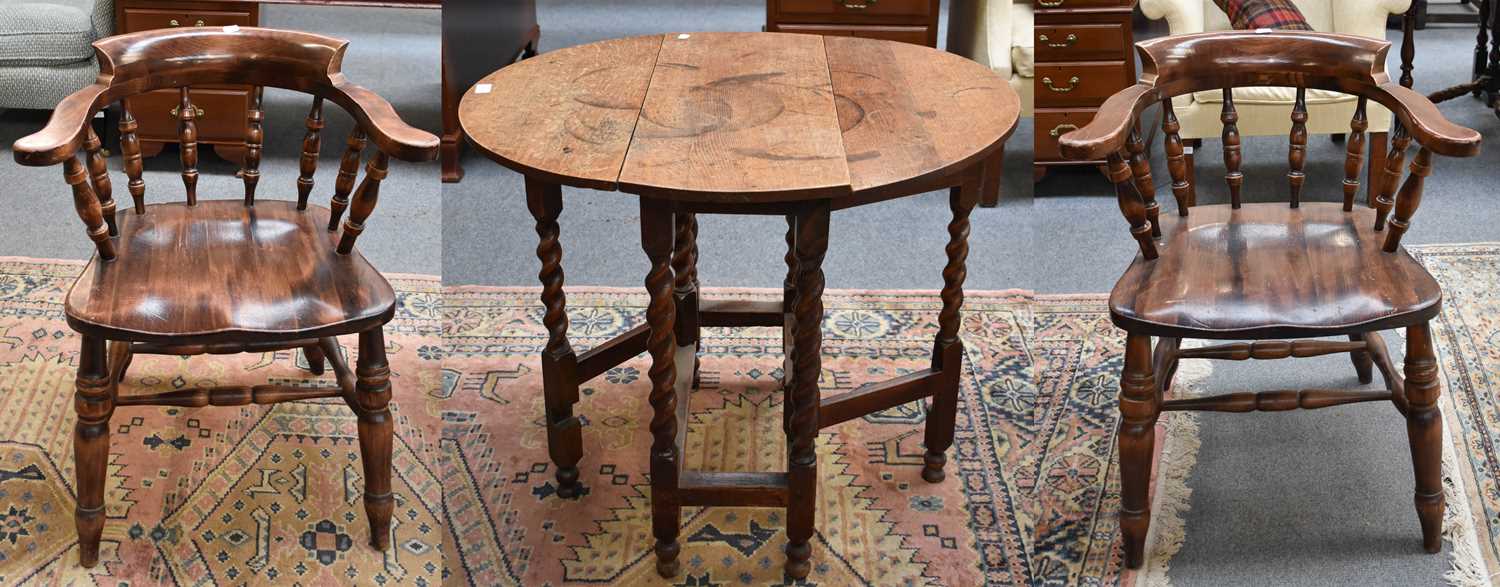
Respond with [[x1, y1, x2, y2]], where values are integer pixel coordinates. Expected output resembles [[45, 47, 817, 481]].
[[0, 0, 113, 112], [1139, 0, 1411, 204], [949, 0, 1031, 206]]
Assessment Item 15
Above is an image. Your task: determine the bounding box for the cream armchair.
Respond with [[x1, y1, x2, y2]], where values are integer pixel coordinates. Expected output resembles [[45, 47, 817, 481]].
[[1139, 0, 1410, 204], [950, 0, 1031, 206]]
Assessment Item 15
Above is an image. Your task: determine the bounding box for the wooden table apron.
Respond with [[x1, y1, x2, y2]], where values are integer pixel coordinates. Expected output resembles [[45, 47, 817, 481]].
[[457, 31, 1018, 579]]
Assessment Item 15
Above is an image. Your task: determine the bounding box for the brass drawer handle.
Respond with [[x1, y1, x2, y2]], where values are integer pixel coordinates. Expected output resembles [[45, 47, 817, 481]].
[[170, 104, 205, 118], [1039, 33, 1078, 48], [1042, 76, 1081, 93], [1039, 0, 1064, 6], [168, 18, 206, 26], [840, 0, 876, 8], [1049, 123, 1079, 138]]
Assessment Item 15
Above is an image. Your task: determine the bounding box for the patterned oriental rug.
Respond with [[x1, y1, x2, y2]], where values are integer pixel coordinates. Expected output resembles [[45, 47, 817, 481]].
[[0, 258, 445, 586]]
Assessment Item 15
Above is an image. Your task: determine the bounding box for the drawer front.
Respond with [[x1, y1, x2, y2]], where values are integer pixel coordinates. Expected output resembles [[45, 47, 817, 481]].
[[776, 0, 932, 18], [122, 7, 252, 32], [1035, 109, 1100, 162], [773, 23, 930, 46], [126, 88, 251, 143], [1035, 61, 1130, 108], [1033, 0, 1130, 9], [1036, 23, 1127, 62]]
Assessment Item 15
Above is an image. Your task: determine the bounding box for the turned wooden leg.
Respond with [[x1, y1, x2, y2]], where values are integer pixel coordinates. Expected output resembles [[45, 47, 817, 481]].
[[923, 172, 977, 483], [673, 213, 701, 388], [1349, 334, 1374, 385], [979, 147, 1003, 207], [1118, 332, 1160, 569], [642, 199, 683, 578], [782, 214, 799, 435], [1368, 131, 1389, 209], [526, 178, 585, 498], [1184, 138, 1201, 207], [1404, 322, 1444, 553], [305, 344, 327, 376], [785, 200, 830, 580], [74, 334, 114, 568], [351, 328, 395, 551]]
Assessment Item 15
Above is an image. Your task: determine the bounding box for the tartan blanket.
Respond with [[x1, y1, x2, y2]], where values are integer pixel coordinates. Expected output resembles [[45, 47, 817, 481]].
[[1214, 0, 1313, 30]]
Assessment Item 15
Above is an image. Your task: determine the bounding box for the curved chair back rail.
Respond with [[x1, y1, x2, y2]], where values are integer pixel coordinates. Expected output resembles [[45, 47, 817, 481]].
[[9, 27, 440, 261], [1057, 31, 1480, 260]]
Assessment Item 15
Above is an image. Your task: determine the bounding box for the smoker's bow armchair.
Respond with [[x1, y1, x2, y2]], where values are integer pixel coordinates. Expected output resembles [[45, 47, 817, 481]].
[[1139, 0, 1411, 205]]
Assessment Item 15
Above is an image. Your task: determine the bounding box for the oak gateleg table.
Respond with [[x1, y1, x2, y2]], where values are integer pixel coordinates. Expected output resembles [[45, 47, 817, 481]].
[[458, 31, 1018, 580]]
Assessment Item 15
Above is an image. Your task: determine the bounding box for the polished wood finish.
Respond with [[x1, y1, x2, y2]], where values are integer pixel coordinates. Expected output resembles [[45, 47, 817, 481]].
[[11, 26, 436, 568], [440, 0, 539, 182], [462, 33, 1016, 579], [1057, 31, 1477, 569], [766, 0, 939, 48], [1032, 0, 1137, 179]]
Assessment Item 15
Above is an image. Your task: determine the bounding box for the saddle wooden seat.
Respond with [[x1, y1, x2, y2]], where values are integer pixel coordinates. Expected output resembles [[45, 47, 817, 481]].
[[1110, 202, 1442, 339], [66, 200, 396, 344]]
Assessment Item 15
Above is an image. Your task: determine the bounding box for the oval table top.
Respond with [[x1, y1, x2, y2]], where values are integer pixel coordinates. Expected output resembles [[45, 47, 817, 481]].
[[459, 32, 1019, 204]]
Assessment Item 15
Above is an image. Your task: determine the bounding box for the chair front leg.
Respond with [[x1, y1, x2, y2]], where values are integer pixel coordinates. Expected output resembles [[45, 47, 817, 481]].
[[354, 328, 394, 551], [1119, 332, 1160, 569], [74, 334, 114, 568], [1404, 322, 1444, 553]]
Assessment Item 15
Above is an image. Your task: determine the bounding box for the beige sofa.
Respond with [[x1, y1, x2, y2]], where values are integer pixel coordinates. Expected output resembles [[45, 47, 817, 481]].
[[949, 0, 1031, 205]]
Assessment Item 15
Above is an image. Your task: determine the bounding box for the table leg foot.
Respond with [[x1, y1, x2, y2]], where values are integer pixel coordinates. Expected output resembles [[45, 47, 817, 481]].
[[921, 452, 947, 483], [785, 541, 812, 580], [654, 540, 682, 577]]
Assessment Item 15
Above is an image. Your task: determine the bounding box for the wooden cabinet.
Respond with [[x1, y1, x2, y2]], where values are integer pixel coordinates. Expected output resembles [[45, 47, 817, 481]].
[[767, 0, 940, 47], [116, 0, 258, 161], [1033, 0, 1137, 180]]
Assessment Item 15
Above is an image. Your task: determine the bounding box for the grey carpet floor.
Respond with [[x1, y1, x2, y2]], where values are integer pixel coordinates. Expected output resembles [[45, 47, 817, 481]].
[[442, 0, 1038, 290], [1036, 23, 1496, 587], [0, 5, 441, 274]]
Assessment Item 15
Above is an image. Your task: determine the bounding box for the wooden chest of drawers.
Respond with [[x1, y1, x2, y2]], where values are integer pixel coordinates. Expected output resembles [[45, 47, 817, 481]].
[[767, 0, 941, 47], [116, 0, 258, 162], [1033, 0, 1137, 180]]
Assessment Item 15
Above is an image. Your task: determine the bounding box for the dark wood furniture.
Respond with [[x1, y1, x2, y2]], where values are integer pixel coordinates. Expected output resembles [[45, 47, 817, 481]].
[[1058, 31, 1480, 568], [1033, 0, 1138, 182], [1422, 0, 1500, 118], [114, 0, 441, 162], [440, 0, 539, 183], [11, 26, 438, 568], [460, 32, 1018, 580], [766, 0, 940, 47]]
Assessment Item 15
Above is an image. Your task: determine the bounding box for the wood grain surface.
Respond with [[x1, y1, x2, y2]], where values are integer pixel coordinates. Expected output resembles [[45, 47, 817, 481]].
[[65, 201, 396, 344], [1108, 202, 1442, 339], [460, 32, 1017, 201]]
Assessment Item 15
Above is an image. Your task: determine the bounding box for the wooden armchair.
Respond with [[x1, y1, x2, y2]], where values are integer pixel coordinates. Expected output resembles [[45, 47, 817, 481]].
[[11, 26, 438, 568], [1057, 31, 1480, 568]]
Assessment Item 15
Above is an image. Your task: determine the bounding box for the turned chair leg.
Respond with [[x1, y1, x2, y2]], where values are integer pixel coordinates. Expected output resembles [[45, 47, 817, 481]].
[[785, 201, 830, 580], [1118, 333, 1160, 569], [1348, 334, 1374, 384], [74, 334, 114, 568], [924, 173, 977, 483], [641, 200, 683, 578], [304, 344, 327, 375], [353, 328, 395, 551], [1404, 322, 1445, 553]]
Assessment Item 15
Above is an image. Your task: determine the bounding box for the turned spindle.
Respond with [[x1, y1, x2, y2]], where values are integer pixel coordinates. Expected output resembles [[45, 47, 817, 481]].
[[65, 156, 115, 261], [83, 127, 116, 236], [178, 87, 198, 205], [1161, 99, 1191, 216], [330, 128, 367, 231], [336, 151, 389, 254], [1221, 89, 1242, 209], [1126, 127, 1159, 236], [1342, 97, 1368, 211], [1287, 87, 1307, 208], [242, 87, 264, 205], [119, 106, 146, 214], [1383, 147, 1433, 252], [1374, 123, 1412, 232], [297, 97, 325, 210], [1107, 151, 1157, 260]]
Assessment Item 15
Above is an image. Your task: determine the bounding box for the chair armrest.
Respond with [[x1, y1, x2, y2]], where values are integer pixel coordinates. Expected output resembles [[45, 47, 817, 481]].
[[1057, 84, 1156, 161], [332, 82, 440, 163], [1140, 0, 1205, 35], [1371, 83, 1481, 157], [12, 84, 107, 167]]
